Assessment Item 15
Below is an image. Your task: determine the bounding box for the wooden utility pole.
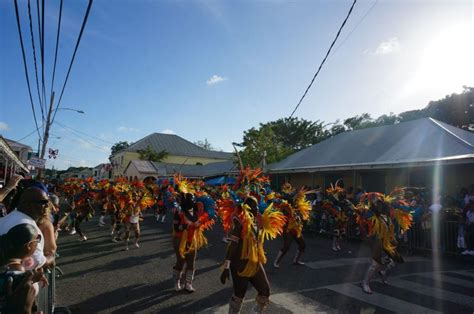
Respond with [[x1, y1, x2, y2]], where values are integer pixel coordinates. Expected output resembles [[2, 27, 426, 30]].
[[37, 91, 55, 179]]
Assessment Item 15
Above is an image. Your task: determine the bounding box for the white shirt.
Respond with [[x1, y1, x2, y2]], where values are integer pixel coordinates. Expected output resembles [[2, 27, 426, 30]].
[[0, 210, 46, 270]]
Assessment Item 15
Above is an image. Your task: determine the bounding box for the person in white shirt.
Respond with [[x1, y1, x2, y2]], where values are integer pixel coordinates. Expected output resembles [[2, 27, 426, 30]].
[[0, 188, 54, 270]]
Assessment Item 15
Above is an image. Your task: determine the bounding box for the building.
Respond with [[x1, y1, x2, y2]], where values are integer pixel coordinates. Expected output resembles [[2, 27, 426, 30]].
[[110, 133, 233, 178], [268, 118, 474, 195], [123, 159, 236, 181], [0, 136, 29, 187], [92, 163, 113, 180], [4, 138, 33, 165]]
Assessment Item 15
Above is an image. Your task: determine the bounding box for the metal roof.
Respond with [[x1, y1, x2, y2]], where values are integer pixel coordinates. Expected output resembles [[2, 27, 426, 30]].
[[269, 118, 474, 173], [124, 133, 233, 160]]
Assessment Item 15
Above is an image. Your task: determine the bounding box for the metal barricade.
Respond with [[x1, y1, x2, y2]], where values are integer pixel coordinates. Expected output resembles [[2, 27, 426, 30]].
[[307, 216, 464, 255], [37, 267, 55, 314]]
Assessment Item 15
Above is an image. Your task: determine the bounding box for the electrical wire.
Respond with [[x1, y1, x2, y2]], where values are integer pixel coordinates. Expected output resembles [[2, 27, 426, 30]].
[[50, 0, 63, 100], [332, 0, 377, 56], [289, 0, 357, 118], [40, 0, 47, 114], [27, 0, 44, 122], [13, 0, 42, 141], [51, 0, 94, 125], [15, 125, 44, 142], [55, 121, 114, 144]]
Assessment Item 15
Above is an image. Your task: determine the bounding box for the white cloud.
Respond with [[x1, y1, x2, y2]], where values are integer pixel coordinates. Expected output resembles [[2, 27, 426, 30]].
[[117, 126, 139, 132], [373, 37, 400, 55], [206, 74, 227, 86], [0, 122, 9, 131], [161, 129, 176, 135]]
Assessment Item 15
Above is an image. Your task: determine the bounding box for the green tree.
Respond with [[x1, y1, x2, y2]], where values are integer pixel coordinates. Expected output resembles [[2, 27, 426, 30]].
[[110, 141, 130, 156], [267, 117, 329, 151], [237, 117, 327, 167], [137, 145, 169, 162], [194, 138, 215, 151], [238, 125, 292, 167]]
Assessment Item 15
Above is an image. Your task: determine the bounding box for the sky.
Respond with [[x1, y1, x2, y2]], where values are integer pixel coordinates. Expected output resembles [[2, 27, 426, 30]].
[[1, 0, 473, 170]]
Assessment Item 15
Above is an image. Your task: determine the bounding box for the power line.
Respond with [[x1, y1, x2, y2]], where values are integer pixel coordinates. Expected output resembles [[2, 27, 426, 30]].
[[289, 0, 357, 118], [15, 125, 44, 142], [27, 0, 44, 122], [55, 123, 110, 152], [55, 121, 114, 145], [332, 0, 378, 57], [13, 0, 42, 141], [40, 0, 46, 117], [51, 0, 94, 125], [50, 0, 63, 100]]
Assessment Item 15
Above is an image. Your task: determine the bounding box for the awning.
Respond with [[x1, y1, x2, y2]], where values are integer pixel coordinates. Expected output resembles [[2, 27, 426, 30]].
[[0, 136, 29, 173], [205, 176, 236, 186]]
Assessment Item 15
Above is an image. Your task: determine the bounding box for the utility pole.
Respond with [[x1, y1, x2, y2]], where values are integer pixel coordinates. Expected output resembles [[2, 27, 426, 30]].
[[37, 91, 55, 179]]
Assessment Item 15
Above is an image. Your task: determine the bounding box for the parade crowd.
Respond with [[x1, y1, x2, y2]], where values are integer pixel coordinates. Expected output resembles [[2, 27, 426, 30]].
[[0, 170, 473, 313]]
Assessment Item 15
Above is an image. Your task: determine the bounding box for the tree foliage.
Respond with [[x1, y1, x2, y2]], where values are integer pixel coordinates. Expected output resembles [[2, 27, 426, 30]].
[[110, 141, 130, 156], [194, 138, 215, 151], [237, 86, 473, 167], [137, 145, 169, 162], [237, 118, 327, 167]]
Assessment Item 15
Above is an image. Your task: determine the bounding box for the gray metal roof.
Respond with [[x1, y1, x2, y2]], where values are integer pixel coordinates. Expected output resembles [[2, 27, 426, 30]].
[[124, 133, 233, 160], [269, 118, 474, 173], [126, 160, 237, 178]]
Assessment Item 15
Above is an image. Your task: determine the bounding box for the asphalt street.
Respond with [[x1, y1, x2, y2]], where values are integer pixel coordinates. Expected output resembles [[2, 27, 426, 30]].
[[55, 213, 474, 313]]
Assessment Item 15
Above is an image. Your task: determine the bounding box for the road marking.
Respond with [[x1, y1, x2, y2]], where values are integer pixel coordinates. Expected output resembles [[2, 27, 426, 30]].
[[326, 283, 442, 314], [449, 270, 474, 279], [270, 291, 332, 313], [416, 273, 474, 288], [306, 256, 429, 270], [389, 277, 474, 309]]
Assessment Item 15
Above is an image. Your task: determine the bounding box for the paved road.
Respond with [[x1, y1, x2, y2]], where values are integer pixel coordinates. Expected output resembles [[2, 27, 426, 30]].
[[55, 213, 474, 313]]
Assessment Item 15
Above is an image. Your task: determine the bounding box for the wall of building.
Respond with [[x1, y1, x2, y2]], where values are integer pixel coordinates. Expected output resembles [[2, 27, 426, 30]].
[[271, 163, 474, 196], [112, 151, 230, 178]]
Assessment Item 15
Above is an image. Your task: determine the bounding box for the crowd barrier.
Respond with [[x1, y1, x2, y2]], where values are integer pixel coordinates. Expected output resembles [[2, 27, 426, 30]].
[[37, 267, 55, 314], [307, 216, 465, 255]]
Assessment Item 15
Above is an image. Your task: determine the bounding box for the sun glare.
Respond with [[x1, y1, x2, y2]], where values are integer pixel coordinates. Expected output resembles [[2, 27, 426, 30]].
[[402, 23, 474, 99]]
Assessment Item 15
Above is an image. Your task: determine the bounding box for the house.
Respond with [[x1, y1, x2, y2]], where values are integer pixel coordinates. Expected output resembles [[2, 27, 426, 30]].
[[4, 138, 33, 165], [268, 118, 474, 195], [92, 163, 113, 180], [123, 159, 236, 181], [0, 136, 29, 187], [110, 133, 233, 178]]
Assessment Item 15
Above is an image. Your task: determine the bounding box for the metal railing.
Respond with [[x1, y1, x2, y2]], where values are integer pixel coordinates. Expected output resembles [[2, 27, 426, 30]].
[[37, 267, 55, 314], [307, 216, 467, 255]]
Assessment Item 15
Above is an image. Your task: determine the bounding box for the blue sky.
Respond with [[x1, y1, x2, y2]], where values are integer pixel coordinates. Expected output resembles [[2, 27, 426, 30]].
[[1, 0, 473, 169]]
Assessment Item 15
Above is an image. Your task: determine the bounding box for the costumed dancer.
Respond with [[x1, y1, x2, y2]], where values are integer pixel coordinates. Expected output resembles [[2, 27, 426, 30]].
[[356, 189, 413, 294], [274, 183, 313, 268], [323, 183, 354, 252], [218, 168, 285, 314], [172, 176, 215, 292], [123, 181, 154, 250]]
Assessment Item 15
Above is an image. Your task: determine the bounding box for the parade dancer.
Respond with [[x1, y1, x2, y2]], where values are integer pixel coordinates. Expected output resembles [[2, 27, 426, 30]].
[[218, 167, 285, 314], [323, 184, 354, 252], [274, 186, 313, 268], [356, 190, 412, 294], [172, 177, 215, 293], [124, 198, 142, 250]]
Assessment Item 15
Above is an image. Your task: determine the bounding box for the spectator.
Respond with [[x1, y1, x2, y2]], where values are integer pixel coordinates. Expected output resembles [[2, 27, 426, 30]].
[[0, 188, 54, 270], [36, 195, 59, 257], [0, 224, 48, 313], [461, 201, 474, 256]]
